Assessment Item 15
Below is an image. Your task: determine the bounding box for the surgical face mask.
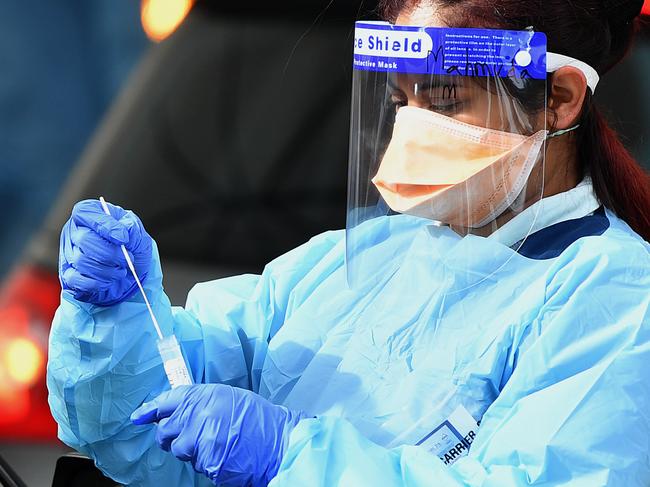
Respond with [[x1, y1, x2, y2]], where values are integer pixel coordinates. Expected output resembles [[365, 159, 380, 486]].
[[371, 106, 576, 228]]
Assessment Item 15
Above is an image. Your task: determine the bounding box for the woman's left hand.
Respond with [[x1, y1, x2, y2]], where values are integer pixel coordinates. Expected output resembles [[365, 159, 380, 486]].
[[131, 383, 306, 486]]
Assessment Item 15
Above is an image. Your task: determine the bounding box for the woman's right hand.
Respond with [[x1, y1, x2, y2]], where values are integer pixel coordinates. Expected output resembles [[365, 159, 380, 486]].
[[59, 199, 153, 306]]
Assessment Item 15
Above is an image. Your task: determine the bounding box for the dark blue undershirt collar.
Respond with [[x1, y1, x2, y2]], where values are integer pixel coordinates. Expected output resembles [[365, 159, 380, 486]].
[[515, 207, 610, 260]]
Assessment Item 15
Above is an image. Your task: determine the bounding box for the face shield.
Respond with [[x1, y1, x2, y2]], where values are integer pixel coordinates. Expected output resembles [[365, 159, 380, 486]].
[[346, 21, 550, 288]]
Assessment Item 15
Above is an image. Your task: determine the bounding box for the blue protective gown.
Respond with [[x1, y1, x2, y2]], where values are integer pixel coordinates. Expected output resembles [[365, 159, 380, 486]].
[[47, 206, 650, 486]]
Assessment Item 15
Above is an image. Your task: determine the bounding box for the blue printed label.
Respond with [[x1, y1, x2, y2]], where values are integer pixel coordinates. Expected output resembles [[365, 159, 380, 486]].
[[354, 22, 547, 80], [416, 405, 480, 467]]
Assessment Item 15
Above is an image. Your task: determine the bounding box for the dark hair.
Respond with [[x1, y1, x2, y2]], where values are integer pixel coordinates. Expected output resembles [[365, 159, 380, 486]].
[[380, 0, 650, 241]]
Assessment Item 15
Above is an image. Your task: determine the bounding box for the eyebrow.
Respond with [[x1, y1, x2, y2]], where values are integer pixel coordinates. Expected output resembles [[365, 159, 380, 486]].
[[416, 78, 463, 93], [387, 77, 463, 94]]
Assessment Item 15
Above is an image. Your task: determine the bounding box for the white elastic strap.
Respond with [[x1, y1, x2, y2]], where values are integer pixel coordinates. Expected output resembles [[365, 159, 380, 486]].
[[547, 52, 600, 94]]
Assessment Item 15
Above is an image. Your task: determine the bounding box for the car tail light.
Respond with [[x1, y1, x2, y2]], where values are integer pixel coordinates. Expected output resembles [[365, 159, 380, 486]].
[[5, 337, 44, 387], [0, 265, 61, 441]]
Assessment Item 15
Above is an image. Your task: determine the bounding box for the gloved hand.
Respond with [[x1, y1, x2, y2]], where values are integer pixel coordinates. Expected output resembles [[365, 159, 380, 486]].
[[131, 384, 306, 487], [59, 199, 153, 306]]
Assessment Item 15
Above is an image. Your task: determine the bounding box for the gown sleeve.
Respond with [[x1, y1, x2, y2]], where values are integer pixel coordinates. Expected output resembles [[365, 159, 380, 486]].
[[271, 237, 650, 487], [46, 231, 344, 486]]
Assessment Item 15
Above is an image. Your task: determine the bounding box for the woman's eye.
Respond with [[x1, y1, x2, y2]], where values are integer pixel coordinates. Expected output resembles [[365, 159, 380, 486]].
[[429, 99, 463, 113]]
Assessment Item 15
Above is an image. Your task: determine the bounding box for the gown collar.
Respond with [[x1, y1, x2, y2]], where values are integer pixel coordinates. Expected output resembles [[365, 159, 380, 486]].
[[488, 178, 601, 249]]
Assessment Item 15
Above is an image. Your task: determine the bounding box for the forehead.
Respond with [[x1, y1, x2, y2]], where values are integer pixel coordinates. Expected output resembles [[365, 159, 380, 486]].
[[395, 3, 446, 27], [391, 73, 467, 88]]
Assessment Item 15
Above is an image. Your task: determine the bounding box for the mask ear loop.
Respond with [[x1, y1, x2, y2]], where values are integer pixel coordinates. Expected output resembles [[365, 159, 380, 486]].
[[548, 124, 580, 138]]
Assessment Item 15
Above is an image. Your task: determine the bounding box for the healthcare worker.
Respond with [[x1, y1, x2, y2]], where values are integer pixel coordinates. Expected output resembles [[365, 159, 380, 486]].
[[48, 0, 650, 486]]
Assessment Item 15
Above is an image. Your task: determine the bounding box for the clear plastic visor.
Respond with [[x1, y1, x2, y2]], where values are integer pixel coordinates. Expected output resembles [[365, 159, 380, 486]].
[[346, 23, 549, 289]]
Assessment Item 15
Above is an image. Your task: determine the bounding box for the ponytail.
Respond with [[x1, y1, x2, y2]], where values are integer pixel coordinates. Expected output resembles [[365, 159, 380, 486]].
[[577, 96, 650, 241]]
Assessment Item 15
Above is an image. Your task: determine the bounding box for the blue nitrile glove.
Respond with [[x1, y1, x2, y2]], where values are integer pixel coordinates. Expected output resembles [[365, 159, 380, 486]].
[[59, 199, 153, 306], [131, 384, 306, 487]]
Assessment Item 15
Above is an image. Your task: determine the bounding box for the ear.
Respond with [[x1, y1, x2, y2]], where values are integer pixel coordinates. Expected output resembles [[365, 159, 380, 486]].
[[547, 67, 588, 129]]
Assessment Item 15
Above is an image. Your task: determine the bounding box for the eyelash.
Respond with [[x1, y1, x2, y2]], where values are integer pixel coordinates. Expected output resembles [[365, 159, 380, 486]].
[[390, 98, 463, 114], [429, 100, 463, 113]]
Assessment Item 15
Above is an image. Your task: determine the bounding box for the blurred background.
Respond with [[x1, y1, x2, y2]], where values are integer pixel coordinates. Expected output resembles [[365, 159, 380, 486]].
[[0, 0, 648, 485]]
